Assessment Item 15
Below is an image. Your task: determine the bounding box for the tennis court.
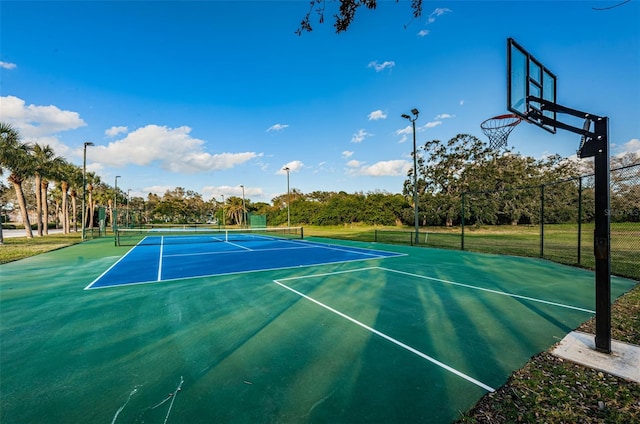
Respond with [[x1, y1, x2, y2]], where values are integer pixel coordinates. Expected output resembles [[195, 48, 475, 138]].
[[0, 232, 637, 423], [88, 227, 404, 289]]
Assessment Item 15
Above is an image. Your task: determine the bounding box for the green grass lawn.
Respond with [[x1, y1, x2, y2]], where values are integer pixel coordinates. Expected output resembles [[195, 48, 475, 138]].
[[0, 232, 83, 264], [305, 223, 640, 281]]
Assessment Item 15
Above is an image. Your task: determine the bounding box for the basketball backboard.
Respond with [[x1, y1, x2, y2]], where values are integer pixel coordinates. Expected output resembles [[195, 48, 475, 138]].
[[507, 38, 557, 133]]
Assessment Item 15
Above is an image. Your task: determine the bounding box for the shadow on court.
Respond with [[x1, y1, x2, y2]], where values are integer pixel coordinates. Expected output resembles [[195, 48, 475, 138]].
[[0, 236, 636, 423]]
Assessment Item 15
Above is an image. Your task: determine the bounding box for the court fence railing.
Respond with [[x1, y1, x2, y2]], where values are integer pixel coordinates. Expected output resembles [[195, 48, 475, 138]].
[[369, 164, 639, 280]]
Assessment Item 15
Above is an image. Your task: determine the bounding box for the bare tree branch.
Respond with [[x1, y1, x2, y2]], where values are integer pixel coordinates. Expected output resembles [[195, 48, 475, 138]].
[[592, 0, 631, 11], [296, 0, 424, 35]]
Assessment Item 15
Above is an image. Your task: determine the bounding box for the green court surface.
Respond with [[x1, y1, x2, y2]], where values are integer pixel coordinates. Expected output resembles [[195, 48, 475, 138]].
[[0, 237, 637, 423]]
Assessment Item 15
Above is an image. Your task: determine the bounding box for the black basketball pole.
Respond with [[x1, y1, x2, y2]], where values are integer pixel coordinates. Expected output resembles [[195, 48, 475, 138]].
[[528, 96, 612, 353], [591, 117, 611, 353]]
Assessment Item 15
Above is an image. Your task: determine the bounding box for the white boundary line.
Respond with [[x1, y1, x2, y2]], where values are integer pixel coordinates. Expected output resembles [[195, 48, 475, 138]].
[[224, 241, 253, 251], [157, 237, 165, 281], [273, 277, 495, 393], [378, 267, 595, 314], [288, 239, 403, 258], [84, 244, 140, 290], [164, 244, 316, 258]]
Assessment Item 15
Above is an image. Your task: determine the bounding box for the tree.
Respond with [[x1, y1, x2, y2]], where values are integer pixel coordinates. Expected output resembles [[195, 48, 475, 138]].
[[407, 134, 491, 227], [54, 160, 78, 234], [32, 144, 63, 236], [67, 165, 83, 232], [85, 172, 101, 230], [0, 181, 9, 244], [0, 123, 34, 238], [297, 0, 423, 34], [225, 196, 245, 226], [91, 180, 114, 230]]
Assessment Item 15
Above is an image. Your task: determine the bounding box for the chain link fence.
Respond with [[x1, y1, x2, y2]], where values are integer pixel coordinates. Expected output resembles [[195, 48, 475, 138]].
[[461, 164, 639, 280]]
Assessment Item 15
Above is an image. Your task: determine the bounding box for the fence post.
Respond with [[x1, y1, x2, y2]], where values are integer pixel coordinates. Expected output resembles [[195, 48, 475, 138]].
[[540, 184, 544, 258], [578, 176, 582, 265], [461, 192, 465, 251]]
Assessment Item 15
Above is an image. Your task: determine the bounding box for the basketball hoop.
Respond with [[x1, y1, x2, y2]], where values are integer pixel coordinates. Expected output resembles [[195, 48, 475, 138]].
[[480, 113, 522, 151]]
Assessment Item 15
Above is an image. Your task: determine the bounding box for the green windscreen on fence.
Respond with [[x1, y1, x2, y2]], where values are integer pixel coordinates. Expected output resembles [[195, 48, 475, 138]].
[[249, 213, 267, 228]]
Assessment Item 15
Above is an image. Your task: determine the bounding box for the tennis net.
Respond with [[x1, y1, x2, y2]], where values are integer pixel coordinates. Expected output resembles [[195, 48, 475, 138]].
[[115, 226, 304, 246]]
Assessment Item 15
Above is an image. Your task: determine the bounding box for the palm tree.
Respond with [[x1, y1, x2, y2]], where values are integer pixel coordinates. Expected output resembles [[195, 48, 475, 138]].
[[86, 172, 101, 231], [32, 144, 62, 236], [54, 160, 77, 234], [92, 180, 112, 234], [0, 122, 34, 238], [49, 184, 63, 230], [225, 196, 245, 226], [0, 181, 9, 244]]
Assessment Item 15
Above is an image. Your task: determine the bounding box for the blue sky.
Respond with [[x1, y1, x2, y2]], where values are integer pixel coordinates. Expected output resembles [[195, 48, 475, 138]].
[[1, 1, 638, 204]]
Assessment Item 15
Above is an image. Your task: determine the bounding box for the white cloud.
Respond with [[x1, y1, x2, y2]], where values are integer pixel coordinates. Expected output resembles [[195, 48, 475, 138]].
[[91, 124, 260, 173], [367, 60, 395, 72], [346, 160, 362, 168], [142, 185, 174, 197], [396, 125, 413, 136], [266, 123, 289, 132], [427, 7, 452, 23], [348, 160, 411, 177], [395, 120, 442, 143], [0, 61, 17, 70], [619, 138, 640, 157], [368, 110, 387, 120], [342, 150, 354, 159], [434, 113, 454, 120], [202, 185, 263, 200], [0, 95, 86, 138], [417, 30, 430, 37], [277, 160, 304, 174], [352, 129, 372, 143], [423, 121, 442, 129], [395, 125, 412, 143], [105, 126, 128, 137]]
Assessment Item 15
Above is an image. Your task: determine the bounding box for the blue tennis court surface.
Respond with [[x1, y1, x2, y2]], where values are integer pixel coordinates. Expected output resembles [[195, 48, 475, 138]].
[[86, 236, 404, 289]]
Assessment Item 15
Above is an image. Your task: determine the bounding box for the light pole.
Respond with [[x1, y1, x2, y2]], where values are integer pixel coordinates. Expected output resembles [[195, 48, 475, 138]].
[[283, 167, 290, 228], [240, 185, 246, 228], [82, 141, 94, 240], [126, 189, 131, 227], [402, 108, 420, 245], [114, 175, 121, 231]]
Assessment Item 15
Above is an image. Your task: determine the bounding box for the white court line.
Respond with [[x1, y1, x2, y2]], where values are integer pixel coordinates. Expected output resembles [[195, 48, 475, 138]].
[[225, 241, 253, 251], [287, 239, 403, 258], [276, 266, 380, 282], [164, 244, 316, 258], [273, 278, 495, 393], [378, 267, 595, 314], [157, 236, 165, 281], [84, 242, 141, 289]]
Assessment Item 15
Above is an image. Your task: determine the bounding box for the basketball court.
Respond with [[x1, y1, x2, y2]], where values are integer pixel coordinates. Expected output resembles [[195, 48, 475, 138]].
[[1, 234, 636, 423]]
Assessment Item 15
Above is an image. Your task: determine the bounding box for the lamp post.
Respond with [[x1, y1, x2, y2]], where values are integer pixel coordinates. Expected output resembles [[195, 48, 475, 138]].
[[283, 167, 290, 228], [240, 185, 246, 228], [126, 189, 131, 227], [114, 175, 121, 231], [82, 142, 94, 240], [402, 108, 420, 245]]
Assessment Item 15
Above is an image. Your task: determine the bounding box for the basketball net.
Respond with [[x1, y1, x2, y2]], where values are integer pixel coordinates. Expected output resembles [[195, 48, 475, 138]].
[[480, 114, 522, 151]]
